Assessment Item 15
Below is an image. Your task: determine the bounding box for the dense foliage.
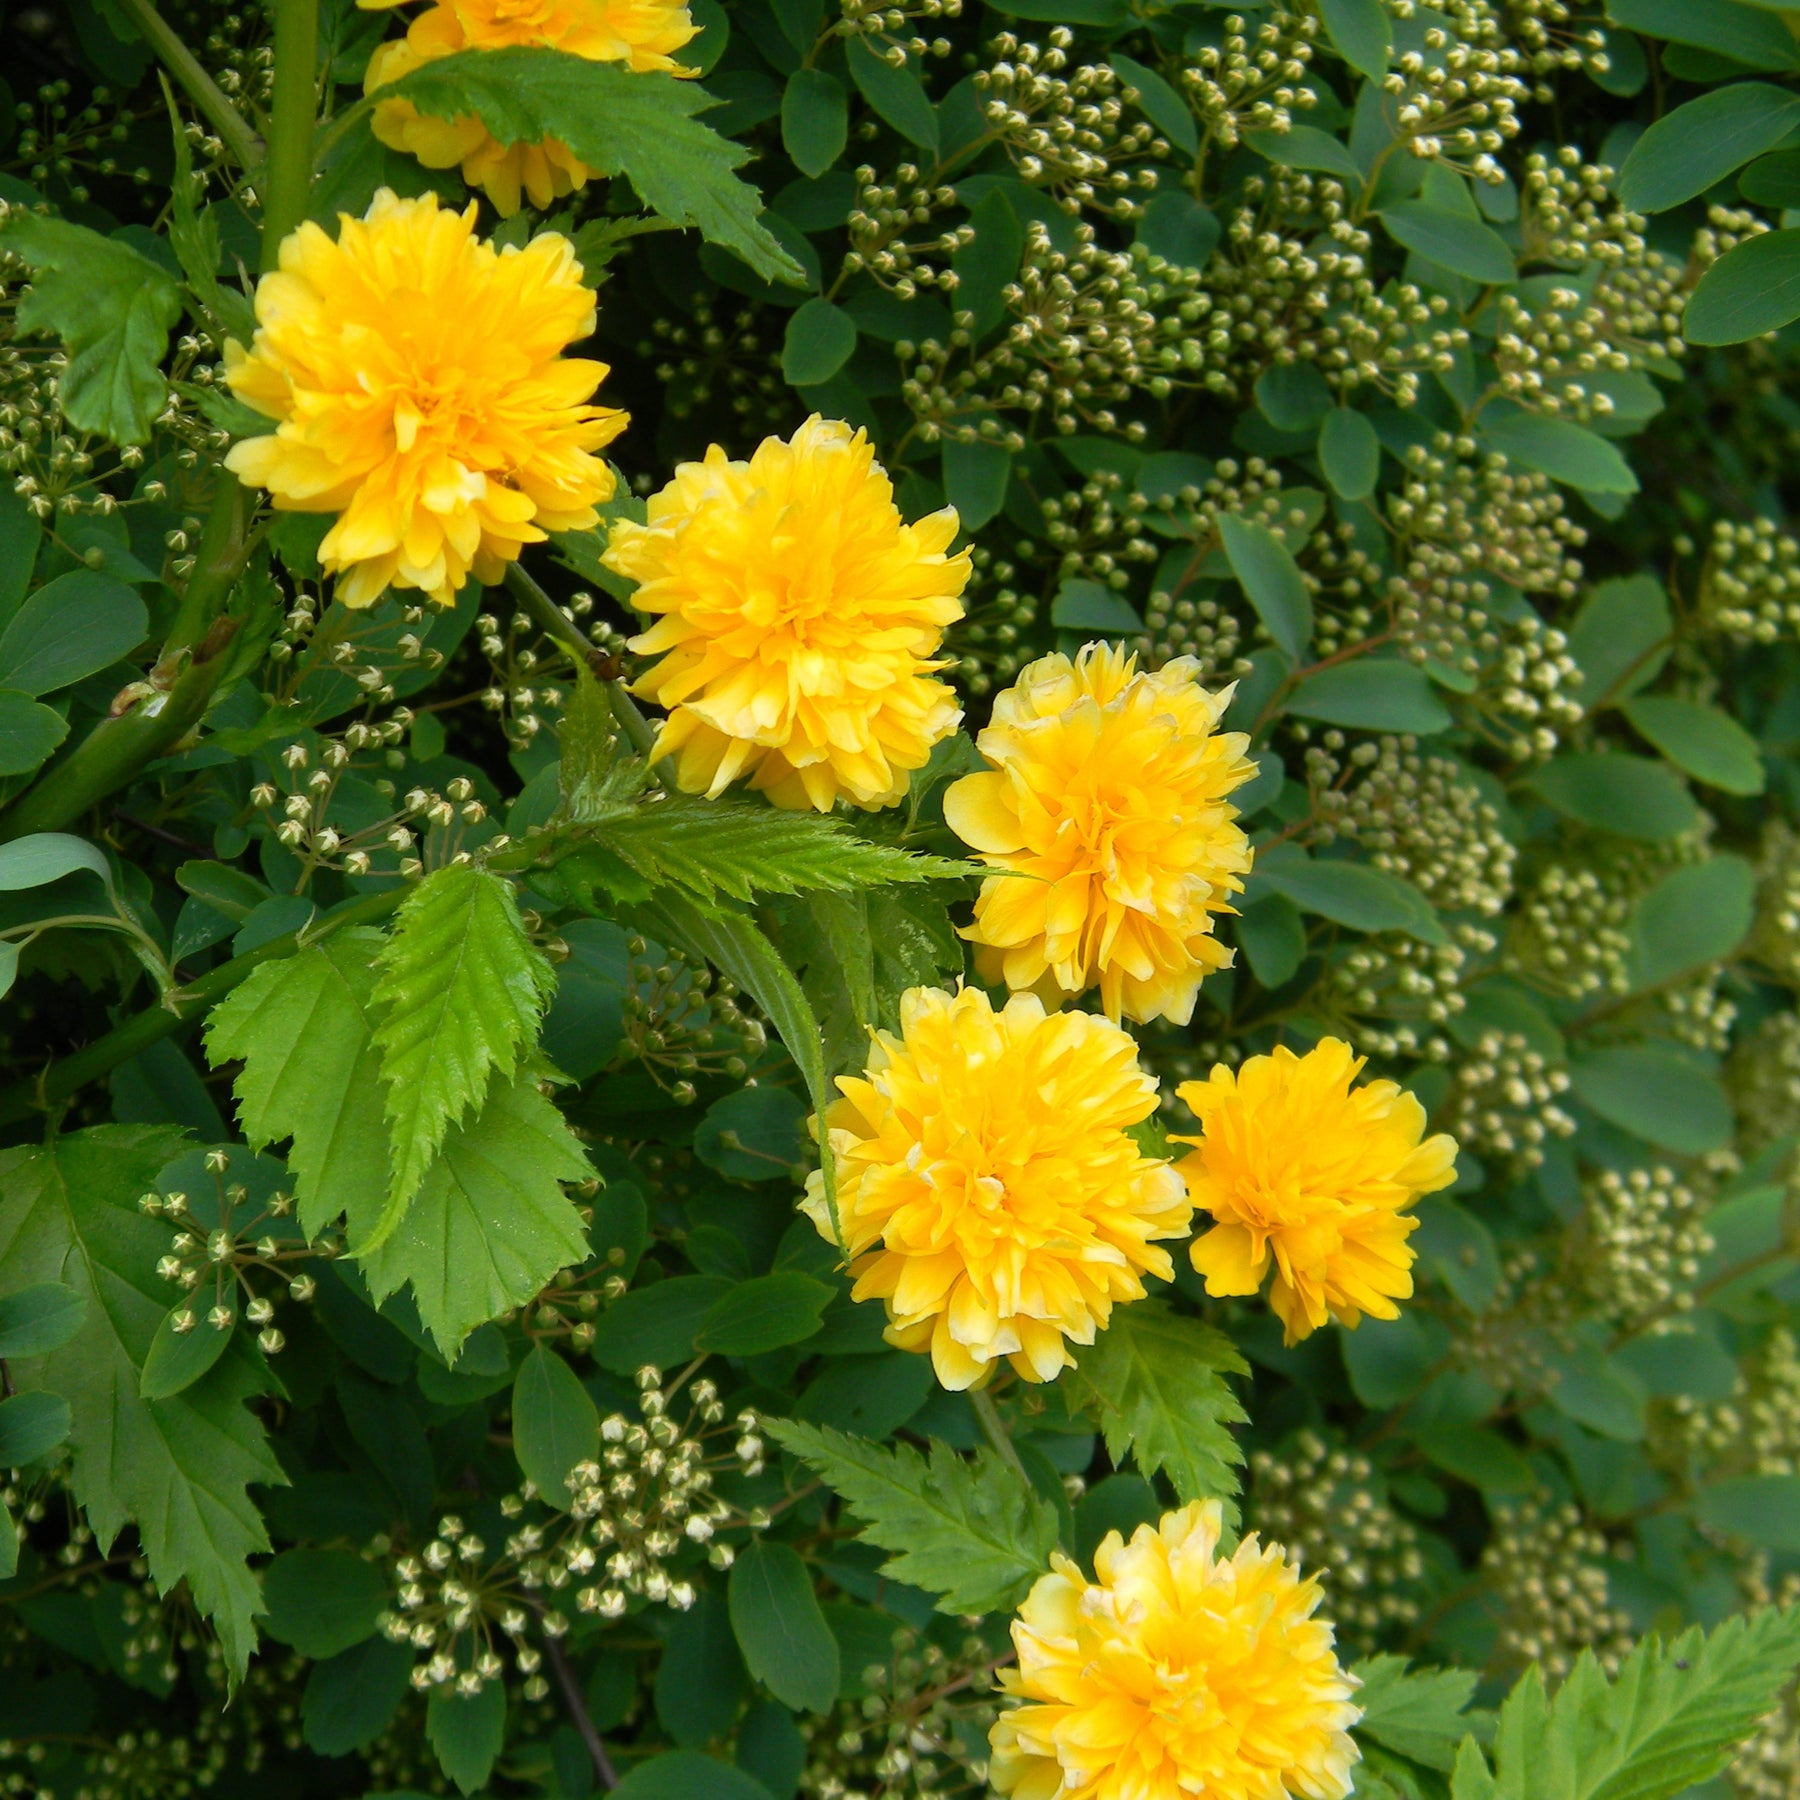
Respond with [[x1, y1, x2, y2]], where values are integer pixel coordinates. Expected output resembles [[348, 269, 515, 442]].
[[7, 0, 1800, 1796]]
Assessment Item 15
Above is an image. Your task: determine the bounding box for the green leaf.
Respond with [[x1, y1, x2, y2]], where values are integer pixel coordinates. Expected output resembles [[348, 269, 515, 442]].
[[782, 67, 848, 178], [942, 438, 1011, 532], [1380, 201, 1515, 285], [0, 690, 69, 776], [1740, 147, 1800, 206], [1052, 577, 1146, 635], [613, 1752, 774, 1800], [1685, 229, 1800, 346], [1419, 1424, 1535, 1494], [1354, 1657, 1481, 1771], [1605, 0, 1800, 71], [1319, 407, 1381, 501], [1569, 1046, 1733, 1154], [1236, 891, 1307, 988], [1627, 854, 1756, 989], [428, 1681, 507, 1795], [511, 1342, 599, 1510], [1480, 413, 1638, 496], [766, 1419, 1059, 1614], [0, 1126, 283, 1676], [205, 931, 391, 1245], [1545, 1349, 1647, 1441], [1621, 696, 1763, 794], [955, 188, 1025, 338], [697, 1272, 833, 1356], [371, 864, 556, 1233], [0, 213, 182, 444], [1319, 0, 1391, 76], [694, 1085, 808, 1181], [360, 1072, 592, 1358], [302, 1637, 416, 1756], [0, 1504, 16, 1582], [1253, 851, 1447, 943], [568, 795, 968, 906], [1695, 1476, 1800, 1551], [138, 1299, 234, 1401], [262, 1549, 389, 1659], [846, 38, 938, 152], [1219, 514, 1312, 661], [558, 667, 649, 823], [591, 1274, 732, 1375], [0, 832, 112, 893], [0, 1281, 86, 1357], [387, 47, 801, 284], [1568, 575, 1670, 707], [1287, 660, 1451, 733], [1246, 124, 1364, 183], [728, 1540, 840, 1714], [1107, 52, 1198, 157], [0, 1390, 72, 1466], [0, 572, 147, 697], [1459, 1608, 1800, 1800], [1069, 1301, 1248, 1503], [1618, 82, 1800, 212], [782, 297, 858, 386], [1527, 754, 1700, 840]]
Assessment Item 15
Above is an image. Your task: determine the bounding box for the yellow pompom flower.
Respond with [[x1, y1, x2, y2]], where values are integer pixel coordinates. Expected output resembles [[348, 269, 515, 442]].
[[990, 1500, 1362, 1800], [799, 985, 1190, 1390], [944, 643, 1258, 1026], [604, 417, 971, 812], [1175, 1038, 1458, 1345], [225, 190, 625, 610], [364, 0, 698, 216]]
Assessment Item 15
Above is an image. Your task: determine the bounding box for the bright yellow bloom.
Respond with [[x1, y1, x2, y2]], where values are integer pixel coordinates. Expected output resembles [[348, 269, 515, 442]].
[[800, 985, 1190, 1390], [944, 644, 1257, 1026], [1175, 1038, 1458, 1345], [225, 190, 625, 610], [990, 1500, 1361, 1800], [605, 417, 971, 811], [365, 0, 698, 216]]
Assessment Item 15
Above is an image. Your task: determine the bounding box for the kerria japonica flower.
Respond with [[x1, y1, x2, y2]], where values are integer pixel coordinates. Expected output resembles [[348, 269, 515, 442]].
[[225, 189, 625, 609], [1175, 1036, 1458, 1345], [603, 416, 971, 812], [945, 642, 1257, 1025], [989, 1500, 1362, 1800], [800, 985, 1190, 1390]]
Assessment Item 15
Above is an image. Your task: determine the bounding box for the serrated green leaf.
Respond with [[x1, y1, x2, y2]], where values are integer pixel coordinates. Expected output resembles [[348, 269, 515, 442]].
[[0, 213, 182, 444], [205, 931, 390, 1244], [371, 865, 556, 1235], [765, 1419, 1058, 1614], [1069, 1301, 1248, 1503], [1459, 1609, 1800, 1800], [360, 1071, 592, 1357], [1354, 1656, 1482, 1771], [0, 1126, 283, 1678], [558, 666, 649, 822], [563, 793, 970, 905], [385, 47, 801, 285]]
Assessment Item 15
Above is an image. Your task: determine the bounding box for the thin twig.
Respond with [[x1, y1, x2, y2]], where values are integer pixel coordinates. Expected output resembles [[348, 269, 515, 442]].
[[543, 1631, 618, 1789]]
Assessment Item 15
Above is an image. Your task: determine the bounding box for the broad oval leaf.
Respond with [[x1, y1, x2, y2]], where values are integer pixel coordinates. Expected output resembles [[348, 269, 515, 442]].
[[1286, 660, 1452, 734], [1569, 1045, 1733, 1154], [1685, 228, 1800, 346], [1480, 412, 1638, 495], [0, 571, 147, 696], [728, 1539, 840, 1713], [1628, 854, 1756, 990], [1528, 752, 1700, 840], [0, 1389, 73, 1466], [782, 297, 858, 387], [1218, 513, 1312, 661], [1318, 407, 1381, 500], [1379, 200, 1515, 285], [1621, 695, 1765, 794], [0, 689, 69, 777], [511, 1341, 599, 1510], [781, 67, 847, 179], [262, 1548, 389, 1659], [0, 1281, 86, 1357], [140, 1299, 235, 1401], [1618, 82, 1800, 213], [695, 1271, 833, 1355]]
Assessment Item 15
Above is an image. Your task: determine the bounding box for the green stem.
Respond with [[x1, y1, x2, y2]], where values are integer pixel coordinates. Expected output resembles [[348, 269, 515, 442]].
[[503, 564, 661, 759], [112, 0, 261, 171], [0, 482, 259, 842], [968, 1386, 1032, 1486], [0, 887, 406, 1130], [261, 0, 319, 268]]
